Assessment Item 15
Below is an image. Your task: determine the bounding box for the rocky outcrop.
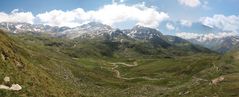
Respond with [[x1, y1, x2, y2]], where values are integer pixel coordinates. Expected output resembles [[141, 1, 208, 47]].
[[0, 76, 22, 91], [14, 60, 24, 68], [1, 53, 6, 61], [211, 76, 224, 85]]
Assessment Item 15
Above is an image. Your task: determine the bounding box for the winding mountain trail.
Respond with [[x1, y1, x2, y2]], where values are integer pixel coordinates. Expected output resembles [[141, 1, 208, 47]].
[[110, 62, 160, 81]]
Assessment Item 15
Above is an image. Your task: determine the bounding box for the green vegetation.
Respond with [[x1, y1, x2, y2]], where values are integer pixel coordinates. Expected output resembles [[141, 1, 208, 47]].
[[0, 30, 239, 97]]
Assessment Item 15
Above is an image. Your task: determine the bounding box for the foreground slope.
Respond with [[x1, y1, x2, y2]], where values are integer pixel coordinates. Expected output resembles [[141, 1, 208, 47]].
[[1, 29, 239, 97], [0, 30, 84, 97]]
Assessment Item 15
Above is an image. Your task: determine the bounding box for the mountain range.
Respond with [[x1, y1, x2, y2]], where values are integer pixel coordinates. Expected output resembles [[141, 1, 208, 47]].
[[0, 22, 238, 53], [159, 21, 239, 53], [1, 21, 239, 96]]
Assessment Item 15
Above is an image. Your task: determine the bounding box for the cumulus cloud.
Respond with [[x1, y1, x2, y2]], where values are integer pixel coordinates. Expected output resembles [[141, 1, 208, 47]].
[[176, 32, 201, 39], [200, 15, 239, 32], [178, 0, 201, 7], [0, 4, 169, 28], [176, 32, 238, 41], [0, 9, 35, 24], [91, 4, 169, 27], [36, 3, 169, 28], [36, 8, 91, 27], [180, 20, 192, 27], [166, 23, 175, 30]]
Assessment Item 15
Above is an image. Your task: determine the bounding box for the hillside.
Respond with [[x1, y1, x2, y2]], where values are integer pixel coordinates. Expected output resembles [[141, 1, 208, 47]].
[[0, 0, 238, 96], [0, 30, 83, 97], [0, 29, 238, 96]]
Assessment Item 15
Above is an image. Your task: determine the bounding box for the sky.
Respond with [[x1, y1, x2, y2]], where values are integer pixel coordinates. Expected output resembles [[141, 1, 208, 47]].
[[0, 0, 239, 38]]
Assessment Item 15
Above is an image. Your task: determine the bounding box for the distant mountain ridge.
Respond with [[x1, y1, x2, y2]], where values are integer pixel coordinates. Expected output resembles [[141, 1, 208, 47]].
[[186, 35, 239, 53], [0, 22, 184, 42], [0, 21, 231, 53], [60, 22, 114, 39], [0, 22, 70, 33], [1, 25, 238, 97], [158, 20, 239, 53]]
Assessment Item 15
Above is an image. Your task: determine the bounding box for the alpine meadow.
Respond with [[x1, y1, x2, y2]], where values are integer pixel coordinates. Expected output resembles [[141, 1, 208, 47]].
[[0, 0, 239, 97]]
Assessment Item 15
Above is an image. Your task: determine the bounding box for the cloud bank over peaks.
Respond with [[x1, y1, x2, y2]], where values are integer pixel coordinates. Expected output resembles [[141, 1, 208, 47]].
[[166, 23, 175, 30], [0, 3, 169, 28], [0, 9, 35, 24], [174, 15, 239, 41], [86, 3, 169, 28], [36, 8, 91, 27], [180, 20, 192, 27], [200, 15, 239, 32], [176, 32, 238, 41]]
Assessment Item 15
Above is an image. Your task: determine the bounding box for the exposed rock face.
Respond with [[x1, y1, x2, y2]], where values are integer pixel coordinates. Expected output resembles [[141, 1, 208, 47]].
[[1, 53, 5, 61], [14, 60, 24, 68], [0, 76, 22, 91], [212, 76, 224, 85], [3, 76, 10, 82], [0, 84, 22, 91], [0, 85, 9, 90], [9, 84, 22, 91]]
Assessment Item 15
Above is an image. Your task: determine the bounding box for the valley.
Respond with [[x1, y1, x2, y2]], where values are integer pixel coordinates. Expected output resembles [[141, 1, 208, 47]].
[[0, 26, 238, 97], [0, 0, 239, 96]]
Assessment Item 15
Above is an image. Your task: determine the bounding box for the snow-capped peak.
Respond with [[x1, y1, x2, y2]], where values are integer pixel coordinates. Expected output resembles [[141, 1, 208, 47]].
[[79, 22, 113, 31], [61, 22, 114, 39], [0, 22, 70, 33], [124, 25, 163, 40]]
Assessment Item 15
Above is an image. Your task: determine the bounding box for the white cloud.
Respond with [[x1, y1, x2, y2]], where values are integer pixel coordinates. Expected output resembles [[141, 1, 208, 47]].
[[180, 19, 192, 27], [120, 0, 125, 3], [176, 32, 238, 41], [0, 4, 169, 28], [178, 0, 201, 7], [176, 32, 201, 39], [200, 15, 239, 32], [36, 3, 169, 28], [166, 23, 175, 30], [0, 9, 35, 24], [36, 8, 91, 27], [91, 4, 169, 28]]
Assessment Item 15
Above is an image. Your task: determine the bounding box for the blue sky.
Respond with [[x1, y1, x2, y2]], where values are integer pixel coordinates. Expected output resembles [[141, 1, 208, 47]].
[[1, 0, 111, 13], [0, 0, 239, 38]]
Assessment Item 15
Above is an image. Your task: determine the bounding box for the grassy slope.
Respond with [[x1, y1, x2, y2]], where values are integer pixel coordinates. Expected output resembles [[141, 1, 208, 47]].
[[0, 31, 239, 97], [0, 31, 84, 97], [217, 50, 239, 96]]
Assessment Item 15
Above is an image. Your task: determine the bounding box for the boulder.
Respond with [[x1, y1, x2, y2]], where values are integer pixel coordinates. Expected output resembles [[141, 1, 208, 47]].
[[1, 53, 5, 61], [9, 84, 22, 91], [4, 76, 10, 82], [212, 76, 224, 85]]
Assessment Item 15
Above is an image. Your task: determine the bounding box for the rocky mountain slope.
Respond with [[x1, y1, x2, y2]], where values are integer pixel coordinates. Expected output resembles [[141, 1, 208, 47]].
[[0, 22, 70, 33], [1, 21, 238, 53], [1, 21, 239, 96], [188, 35, 239, 53]]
